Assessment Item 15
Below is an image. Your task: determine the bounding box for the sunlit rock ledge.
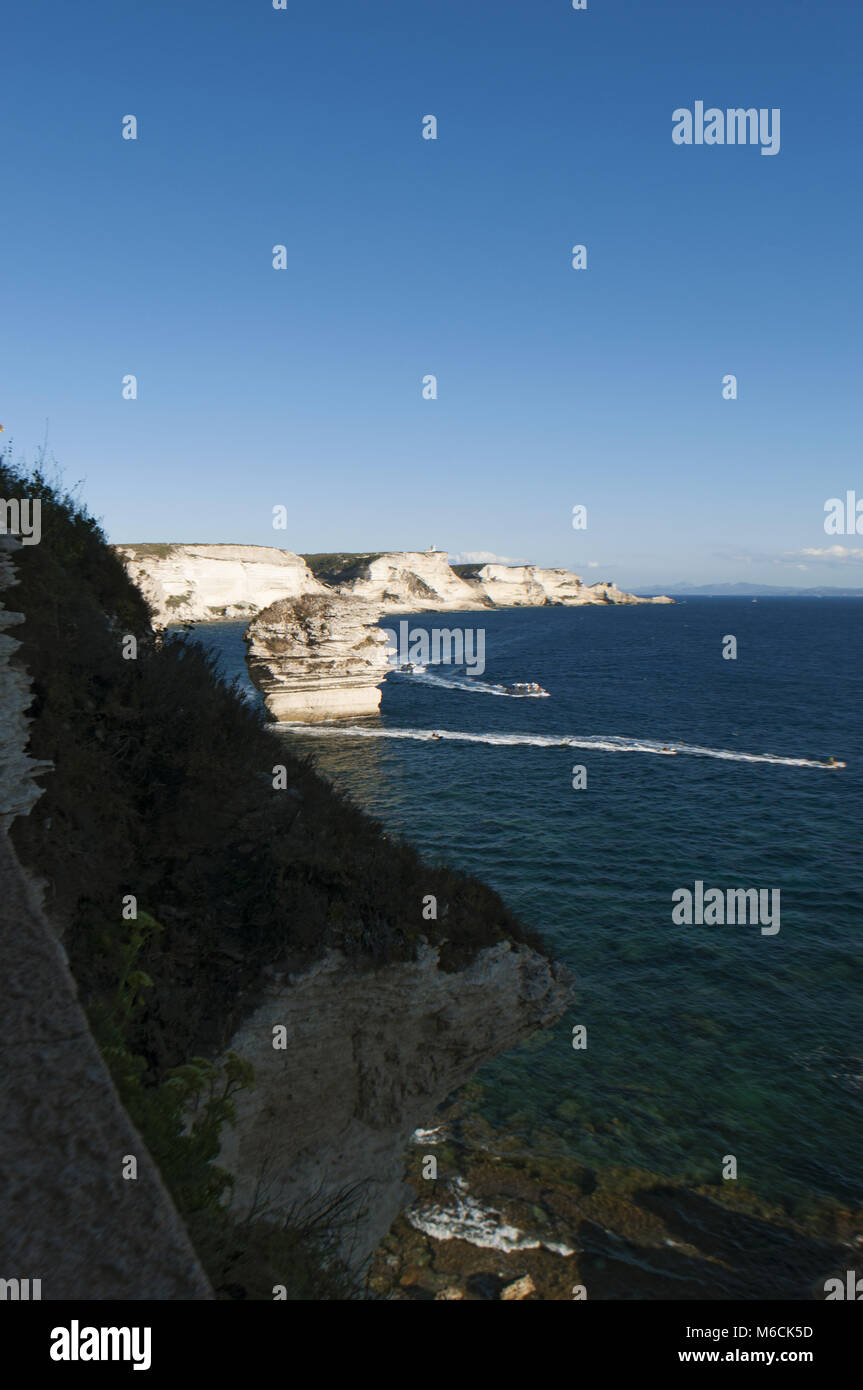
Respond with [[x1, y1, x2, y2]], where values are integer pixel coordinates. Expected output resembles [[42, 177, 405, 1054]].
[[246, 593, 392, 722], [116, 542, 328, 627], [116, 543, 672, 627]]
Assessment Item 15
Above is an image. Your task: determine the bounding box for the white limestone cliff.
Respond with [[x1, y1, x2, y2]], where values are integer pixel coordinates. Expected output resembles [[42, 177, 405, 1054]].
[[334, 551, 482, 611], [246, 592, 392, 722], [116, 543, 327, 627], [217, 940, 573, 1269], [470, 563, 662, 607], [116, 543, 672, 625], [331, 552, 669, 610]]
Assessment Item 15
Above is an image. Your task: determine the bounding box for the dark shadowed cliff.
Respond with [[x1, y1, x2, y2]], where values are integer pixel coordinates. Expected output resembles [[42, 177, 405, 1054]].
[[0, 457, 570, 1297]]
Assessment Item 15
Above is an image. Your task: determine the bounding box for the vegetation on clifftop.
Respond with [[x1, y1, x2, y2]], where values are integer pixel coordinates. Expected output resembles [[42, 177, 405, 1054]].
[[2, 453, 547, 1294], [3, 454, 543, 1062], [301, 552, 384, 586]]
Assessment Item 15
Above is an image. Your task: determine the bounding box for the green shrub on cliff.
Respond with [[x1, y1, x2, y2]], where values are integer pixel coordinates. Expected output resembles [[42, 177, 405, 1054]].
[[90, 909, 246, 1214], [3, 451, 543, 1293], [4, 453, 540, 1076], [301, 552, 383, 586], [91, 910, 356, 1298]]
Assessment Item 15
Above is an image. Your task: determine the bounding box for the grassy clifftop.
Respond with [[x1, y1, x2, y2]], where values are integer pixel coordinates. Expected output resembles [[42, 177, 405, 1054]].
[[3, 459, 542, 1079], [301, 552, 384, 586]]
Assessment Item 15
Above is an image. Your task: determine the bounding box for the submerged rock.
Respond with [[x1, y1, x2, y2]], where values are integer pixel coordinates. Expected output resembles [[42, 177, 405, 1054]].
[[501, 1274, 536, 1300], [217, 941, 573, 1269]]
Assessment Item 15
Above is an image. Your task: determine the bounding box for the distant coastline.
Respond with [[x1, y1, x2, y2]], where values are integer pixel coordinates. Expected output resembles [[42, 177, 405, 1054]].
[[638, 583, 863, 598], [115, 542, 673, 627]]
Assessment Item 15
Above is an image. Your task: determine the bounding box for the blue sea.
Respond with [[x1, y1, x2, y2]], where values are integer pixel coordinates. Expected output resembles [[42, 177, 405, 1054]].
[[191, 600, 862, 1215]]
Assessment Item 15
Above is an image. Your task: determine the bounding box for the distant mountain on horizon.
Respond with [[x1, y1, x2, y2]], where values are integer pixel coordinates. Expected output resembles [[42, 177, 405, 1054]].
[[636, 582, 863, 598]]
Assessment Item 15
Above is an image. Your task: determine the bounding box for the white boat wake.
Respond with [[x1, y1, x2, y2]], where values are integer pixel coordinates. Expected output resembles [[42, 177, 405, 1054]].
[[389, 669, 548, 697], [275, 723, 844, 769]]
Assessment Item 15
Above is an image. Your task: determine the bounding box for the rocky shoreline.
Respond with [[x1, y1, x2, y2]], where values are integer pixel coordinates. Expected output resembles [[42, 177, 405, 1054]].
[[369, 1097, 863, 1301], [2, 463, 573, 1298], [216, 942, 573, 1269]]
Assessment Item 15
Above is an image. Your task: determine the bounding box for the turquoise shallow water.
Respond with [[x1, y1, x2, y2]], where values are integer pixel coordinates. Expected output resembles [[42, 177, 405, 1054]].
[[191, 600, 862, 1210]]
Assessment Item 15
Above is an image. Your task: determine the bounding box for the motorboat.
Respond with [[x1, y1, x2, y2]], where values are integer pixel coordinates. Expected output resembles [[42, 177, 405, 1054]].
[[504, 681, 548, 697]]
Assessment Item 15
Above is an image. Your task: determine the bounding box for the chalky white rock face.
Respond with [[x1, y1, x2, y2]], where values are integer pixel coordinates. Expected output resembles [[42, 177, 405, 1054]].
[[117, 543, 671, 622], [246, 593, 392, 722], [330, 552, 671, 609], [217, 941, 573, 1269], [336, 551, 484, 612], [115, 543, 327, 626], [472, 564, 662, 607], [117, 544, 671, 721]]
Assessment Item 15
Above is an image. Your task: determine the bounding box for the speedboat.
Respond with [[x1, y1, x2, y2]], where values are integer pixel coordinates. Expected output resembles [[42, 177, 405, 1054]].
[[825, 757, 846, 769], [398, 663, 427, 674], [504, 681, 548, 697]]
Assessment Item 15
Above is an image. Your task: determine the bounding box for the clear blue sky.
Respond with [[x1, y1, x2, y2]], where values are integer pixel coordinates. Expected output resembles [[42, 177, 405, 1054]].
[[2, 0, 861, 588]]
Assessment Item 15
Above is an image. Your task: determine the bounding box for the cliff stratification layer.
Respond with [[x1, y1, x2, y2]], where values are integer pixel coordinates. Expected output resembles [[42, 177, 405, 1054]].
[[246, 592, 392, 721], [218, 941, 573, 1267], [116, 542, 327, 626], [328, 552, 672, 611], [117, 543, 672, 627]]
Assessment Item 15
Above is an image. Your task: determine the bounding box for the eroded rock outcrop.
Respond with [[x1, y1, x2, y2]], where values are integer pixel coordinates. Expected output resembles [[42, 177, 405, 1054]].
[[217, 941, 573, 1268], [116, 543, 327, 626], [246, 592, 392, 721], [331, 550, 482, 611], [468, 563, 665, 607], [323, 552, 670, 610]]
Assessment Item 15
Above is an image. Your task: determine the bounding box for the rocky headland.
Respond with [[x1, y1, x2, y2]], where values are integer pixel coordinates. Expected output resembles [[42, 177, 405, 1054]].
[[116, 542, 328, 626], [116, 543, 672, 627], [117, 544, 671, 723], [3, 462, 573, 1296], [217, 942, 572, 1267], [5, 468, 855, 1300]]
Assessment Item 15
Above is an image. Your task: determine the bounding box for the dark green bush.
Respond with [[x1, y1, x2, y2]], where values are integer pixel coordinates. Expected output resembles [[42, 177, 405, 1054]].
[[2, 450, 544, 1296], [4, 453, 540, 1074]]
